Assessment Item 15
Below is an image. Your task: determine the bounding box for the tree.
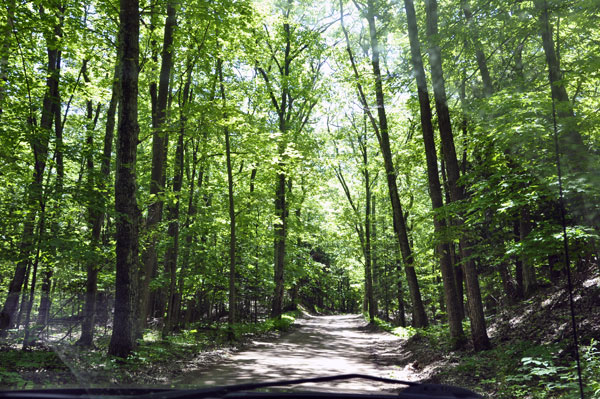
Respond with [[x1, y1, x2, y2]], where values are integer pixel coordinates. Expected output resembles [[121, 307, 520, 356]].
[[0, 3, 61, 337], [108, 0, 141, 358], [340, 0, 428, 328], [255, 0, 324, 317], [423, 0, 490, 350], [402, 0, 464, 347], [139, 0, 177, 333]]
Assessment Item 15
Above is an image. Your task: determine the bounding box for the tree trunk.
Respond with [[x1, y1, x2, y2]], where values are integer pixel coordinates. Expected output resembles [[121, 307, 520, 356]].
[[519, 207, 537, 296], [108, 0, 140, 358], [534, 0, 588, 175], [370, 194, 379, 318], [423, 0, 490, 350], [22, 210, 46, 348], [37, 20, 65, 334], [364, 148, 375, 323], [138, 0, 176, 334], [403, 0, 463, 346], [460, 0, 493, 97], [79, 58, 119, 346], [513, 221, 524, 299], [269, 14, 292, 319], [0, 9, 59, 336], [217, 58, 237, 325], [342, 0, 428, 327]]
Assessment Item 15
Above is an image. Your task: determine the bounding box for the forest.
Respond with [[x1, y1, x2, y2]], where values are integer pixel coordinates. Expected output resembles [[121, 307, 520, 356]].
[[0, 0, 599, 397]]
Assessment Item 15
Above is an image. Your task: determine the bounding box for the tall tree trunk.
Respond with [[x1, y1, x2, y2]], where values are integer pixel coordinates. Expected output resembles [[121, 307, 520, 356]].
[[78, 58, 118, 346], [534, 0, 588, 175], [460, 0, 493, 97], [218, 59, 237, 325], [341, 0, 428, 327], [163, 61, 193, 334], [371, 193, 379, 318], [403, 0, 464, 346], [138, 0, 176, 333], [363, 144, 375, 323], [269, 14, 292, 319], [423, 0, 490, 350], [0, 8, 59, 336], [36, 20, 65, 334], [108, 0, 140, 358]]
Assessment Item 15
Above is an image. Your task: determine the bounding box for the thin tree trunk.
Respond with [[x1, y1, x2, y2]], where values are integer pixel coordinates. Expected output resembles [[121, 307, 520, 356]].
[[79, 57, 118, 346], [162, 68, 190, 336], [22, 209, 46, 348], [519, 207, 537, 296], [460, 0, 493, 97], [534, 0, 588, 174], [108, 0, 140, 358], [217, 59, 237, 325], [170, 62, 194, 330], [37, 24, 65, 334], [514, 221, 524, 298], [371, 194, 379, 318], [0, 9, 59, 336], [363, 147, 375, 323], [341, 0, 428, 327]]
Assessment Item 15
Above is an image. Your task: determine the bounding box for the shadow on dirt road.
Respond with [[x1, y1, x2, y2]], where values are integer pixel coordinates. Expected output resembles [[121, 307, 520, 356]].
[[177, 314, 419, 392]]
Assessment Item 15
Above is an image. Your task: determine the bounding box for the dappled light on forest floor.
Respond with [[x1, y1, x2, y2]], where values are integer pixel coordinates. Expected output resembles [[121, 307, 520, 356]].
[[176, 314, 420, 392]]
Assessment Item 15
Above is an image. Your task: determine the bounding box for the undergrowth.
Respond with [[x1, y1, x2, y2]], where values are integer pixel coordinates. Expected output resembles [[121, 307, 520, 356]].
[[0, 311, 300, 389], [371, 314, 600, 398]]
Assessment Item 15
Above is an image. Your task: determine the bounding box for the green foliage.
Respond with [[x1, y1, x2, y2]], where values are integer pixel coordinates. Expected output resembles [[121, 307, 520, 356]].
[[439, 340, 600, 399], [371, 317, 418, 339], [0, 350, 68, 389]]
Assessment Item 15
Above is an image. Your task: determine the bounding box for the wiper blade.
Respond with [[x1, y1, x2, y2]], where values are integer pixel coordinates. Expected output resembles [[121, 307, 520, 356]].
[[151, 374, 481, 399], [0, 374, 482, 399], [153, 374, 417, 399]]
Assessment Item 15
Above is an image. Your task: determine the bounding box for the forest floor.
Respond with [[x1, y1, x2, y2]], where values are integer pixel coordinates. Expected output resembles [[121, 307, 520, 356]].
[[2, 265, 599, 396], [175, 313, 422, 392]]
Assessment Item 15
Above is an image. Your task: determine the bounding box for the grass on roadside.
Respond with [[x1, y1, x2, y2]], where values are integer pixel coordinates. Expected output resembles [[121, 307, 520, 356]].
[[365, 313, 600, 398], [0, 311, 300, 389]]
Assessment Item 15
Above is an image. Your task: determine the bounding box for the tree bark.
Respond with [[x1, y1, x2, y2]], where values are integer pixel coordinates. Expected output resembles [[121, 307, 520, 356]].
[[341, 0, 428, 327], [108, 0, 140, 358], [217, 58, 237, 325], [79, 57, 119, 346], [0, 7, 59, 336], [534, 0, 588, 175], [363, 141, 375, 323], [519, 207, 537, 296], [403, 0, 463, 344], [138, 0, 176, 334], [423, 0, 490, 350]]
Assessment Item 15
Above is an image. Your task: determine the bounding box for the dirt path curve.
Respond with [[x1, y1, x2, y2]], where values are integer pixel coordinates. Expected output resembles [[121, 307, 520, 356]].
[[177, 314, 420, 392]]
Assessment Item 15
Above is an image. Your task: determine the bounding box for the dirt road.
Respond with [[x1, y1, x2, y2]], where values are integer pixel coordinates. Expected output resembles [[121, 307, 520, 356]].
[[177, 314, 419, 392]]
